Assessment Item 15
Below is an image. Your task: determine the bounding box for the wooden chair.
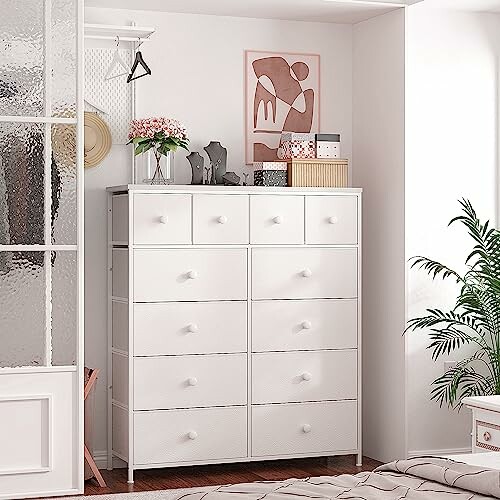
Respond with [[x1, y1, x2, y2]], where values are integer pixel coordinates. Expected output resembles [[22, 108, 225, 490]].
[[84, 368, 107, 488]]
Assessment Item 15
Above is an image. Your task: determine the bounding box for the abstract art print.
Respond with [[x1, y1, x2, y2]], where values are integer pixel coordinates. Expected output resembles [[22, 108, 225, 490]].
[[245, 50, 320, 164]]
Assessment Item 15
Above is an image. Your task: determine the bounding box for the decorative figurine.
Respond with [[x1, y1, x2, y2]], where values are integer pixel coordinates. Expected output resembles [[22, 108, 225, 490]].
[[186, 152, 204, 185], [222, 172, 241, 186], [204, 141, 227, 185], [243, 172, 249, 186]]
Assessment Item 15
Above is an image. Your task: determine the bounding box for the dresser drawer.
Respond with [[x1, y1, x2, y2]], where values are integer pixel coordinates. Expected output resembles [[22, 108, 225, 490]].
[[134, 249, 247, 302], [252, 401, 357, 457], [134, 353, 247, 410], [250, 195, 304, 244], [252, 248, 357, 300], [252, 350, 357, 404], [134, 406, 247, 465], [193, 194, 249, 244], [133, 193, 191, 244], [134, 301, 247, 356], [476, 420, 500, 451], [305, 196, 358, 245], [252, 299, 357, 352]]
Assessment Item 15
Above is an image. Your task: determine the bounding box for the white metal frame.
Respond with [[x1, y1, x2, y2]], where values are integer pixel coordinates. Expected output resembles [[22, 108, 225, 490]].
[[0, 0, 84, 495], [106, 186, 362, 482]]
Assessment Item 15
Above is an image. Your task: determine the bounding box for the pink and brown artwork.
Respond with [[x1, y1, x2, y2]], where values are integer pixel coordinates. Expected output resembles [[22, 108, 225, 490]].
[[245, 50, 320, 164]]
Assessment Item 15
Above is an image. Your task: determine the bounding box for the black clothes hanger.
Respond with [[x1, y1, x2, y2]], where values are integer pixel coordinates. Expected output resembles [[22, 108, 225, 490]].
[[127, 46, 152, 83]]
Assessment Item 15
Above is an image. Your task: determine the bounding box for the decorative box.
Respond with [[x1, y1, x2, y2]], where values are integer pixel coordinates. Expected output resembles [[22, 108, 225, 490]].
[[254, 170, 287, 187], [278, 132, 315, 160], [287, 158, 348, 187], [253, 161, 288, 171], [316, 134, 341, 159]]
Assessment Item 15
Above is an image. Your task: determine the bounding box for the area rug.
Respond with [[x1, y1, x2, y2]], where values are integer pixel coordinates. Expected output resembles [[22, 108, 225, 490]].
[[48, 486, 216, 500]]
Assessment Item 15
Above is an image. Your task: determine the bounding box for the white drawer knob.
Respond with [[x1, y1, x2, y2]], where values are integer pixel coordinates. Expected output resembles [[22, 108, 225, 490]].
[[301, 372, 312, 381], [484, 431, 492, 442], [187, 270, 198, 280], [273, 215, 284, 225], [328, 216, 338, 224], [187, 323, 199, 333], [301, 268, 312, 278], [218, 215, 228, 224], [187, 377, 198, 386], [159, 215, 168, 224], [302, 424, 312, 433], [301, 321, 312, 330], [188, 431, 198, 440]]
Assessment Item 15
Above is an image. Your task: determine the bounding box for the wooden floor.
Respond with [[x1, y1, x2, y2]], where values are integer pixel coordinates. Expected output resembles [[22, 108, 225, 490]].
[[85, 455, 381, 495]]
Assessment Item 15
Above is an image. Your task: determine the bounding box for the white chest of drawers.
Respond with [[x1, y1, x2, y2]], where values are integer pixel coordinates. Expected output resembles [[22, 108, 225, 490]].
[[107, 185, 362, 483]]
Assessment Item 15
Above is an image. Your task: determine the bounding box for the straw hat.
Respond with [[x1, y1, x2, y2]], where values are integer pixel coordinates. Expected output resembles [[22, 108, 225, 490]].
[[84, 112, 112, 168]]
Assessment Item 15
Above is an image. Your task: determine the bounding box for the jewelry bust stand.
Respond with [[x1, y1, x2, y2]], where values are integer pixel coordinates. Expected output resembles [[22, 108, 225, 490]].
[[204, 141, 227, 185], [186, 152, 204, 185]]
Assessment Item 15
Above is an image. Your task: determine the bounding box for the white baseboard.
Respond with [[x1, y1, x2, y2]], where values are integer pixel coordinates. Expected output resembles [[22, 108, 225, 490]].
[[407, 447, 472, 458], [93, 450, 127, 469]]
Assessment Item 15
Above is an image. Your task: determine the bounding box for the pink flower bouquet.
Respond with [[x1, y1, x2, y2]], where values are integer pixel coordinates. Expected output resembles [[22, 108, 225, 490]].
[[128, 117, 189, 183]]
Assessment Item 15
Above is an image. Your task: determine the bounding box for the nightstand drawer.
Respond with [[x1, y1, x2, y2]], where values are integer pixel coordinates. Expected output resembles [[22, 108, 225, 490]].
[[133, 193, 191, 244], [134, 353, 247, 410], [134, 248, 247, 302], [252, 401, 357, 457], [193, 194, 249, 244], [476, 421, 500, 451]]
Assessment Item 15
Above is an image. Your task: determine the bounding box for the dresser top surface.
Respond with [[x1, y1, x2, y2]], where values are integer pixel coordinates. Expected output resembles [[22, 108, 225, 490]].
[[463, 395, 500, 412], [107, 184, 363, 195]]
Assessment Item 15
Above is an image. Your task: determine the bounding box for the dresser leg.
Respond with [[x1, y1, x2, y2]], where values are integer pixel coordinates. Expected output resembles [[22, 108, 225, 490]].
[[356, 452, 362, 467], [127, 466, 134, 484]]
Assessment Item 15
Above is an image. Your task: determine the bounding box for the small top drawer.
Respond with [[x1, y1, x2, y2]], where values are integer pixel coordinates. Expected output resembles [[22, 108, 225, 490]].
[[476, 421, 500, 451], [193, 194, 249, 244], [306, 196, 358, 245], [250, 195, 304, 244], [133, 193, 191, 244]]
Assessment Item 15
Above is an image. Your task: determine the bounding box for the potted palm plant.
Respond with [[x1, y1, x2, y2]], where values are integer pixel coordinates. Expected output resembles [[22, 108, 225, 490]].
[[406, 199, 500, 408]]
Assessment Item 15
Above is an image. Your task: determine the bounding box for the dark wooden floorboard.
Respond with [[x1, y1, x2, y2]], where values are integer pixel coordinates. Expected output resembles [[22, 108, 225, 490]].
[[84, 455, 382, 495]]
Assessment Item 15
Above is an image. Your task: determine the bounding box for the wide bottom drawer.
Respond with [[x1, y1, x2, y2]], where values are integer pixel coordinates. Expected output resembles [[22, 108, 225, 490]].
[[252, 401, 357, 457], [134, 406, 247, 465]]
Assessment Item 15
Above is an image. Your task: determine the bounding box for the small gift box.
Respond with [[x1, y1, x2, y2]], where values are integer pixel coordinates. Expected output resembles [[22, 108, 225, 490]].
[[253, 161, 288, 171], [254, 170, 287, 186], [316, 133, 341, 159], [278, 132, 315, 160]]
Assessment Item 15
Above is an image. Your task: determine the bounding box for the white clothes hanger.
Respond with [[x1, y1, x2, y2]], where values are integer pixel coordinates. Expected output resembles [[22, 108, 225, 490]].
[[104, 36, 130, 81], [84, 96, 109, 114]]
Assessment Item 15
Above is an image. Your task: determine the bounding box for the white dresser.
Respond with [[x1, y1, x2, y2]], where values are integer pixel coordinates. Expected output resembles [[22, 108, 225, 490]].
[[107, 185, 362, 483]]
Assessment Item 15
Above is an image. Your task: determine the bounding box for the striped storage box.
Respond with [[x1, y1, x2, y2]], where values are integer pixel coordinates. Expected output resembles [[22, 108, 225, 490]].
[[287, 158, 348, 187]]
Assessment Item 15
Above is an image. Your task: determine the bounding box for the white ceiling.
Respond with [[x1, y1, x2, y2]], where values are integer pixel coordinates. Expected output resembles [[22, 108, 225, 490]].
[[84, 0, 500, 23], [84, 0, 419, 24], [423, 0, 500, 12]]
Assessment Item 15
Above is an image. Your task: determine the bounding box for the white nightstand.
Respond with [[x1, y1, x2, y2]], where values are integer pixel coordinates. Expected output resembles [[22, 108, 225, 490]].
[[463, 396, 500, 453]]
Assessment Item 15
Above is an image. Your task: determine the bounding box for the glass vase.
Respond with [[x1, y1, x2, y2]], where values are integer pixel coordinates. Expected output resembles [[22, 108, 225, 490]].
[[135, 150, 174, 185]]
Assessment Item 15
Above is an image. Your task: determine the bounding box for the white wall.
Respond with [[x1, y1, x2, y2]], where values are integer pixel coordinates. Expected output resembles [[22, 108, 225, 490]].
[[406, 6, 499, 455], [352, 9, 407, 463], [84, 7, 353, 458]]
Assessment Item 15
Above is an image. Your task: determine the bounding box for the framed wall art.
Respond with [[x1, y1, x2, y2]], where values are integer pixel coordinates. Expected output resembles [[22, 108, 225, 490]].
[[245, 50, 320, 164]]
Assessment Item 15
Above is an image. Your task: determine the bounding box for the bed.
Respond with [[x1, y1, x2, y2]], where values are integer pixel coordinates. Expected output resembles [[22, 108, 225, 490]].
[[173, 456, 500, 500]]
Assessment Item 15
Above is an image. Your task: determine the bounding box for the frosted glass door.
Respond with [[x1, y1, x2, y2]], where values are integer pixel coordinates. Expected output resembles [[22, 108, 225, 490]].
[[0, 0, 83, 498]]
